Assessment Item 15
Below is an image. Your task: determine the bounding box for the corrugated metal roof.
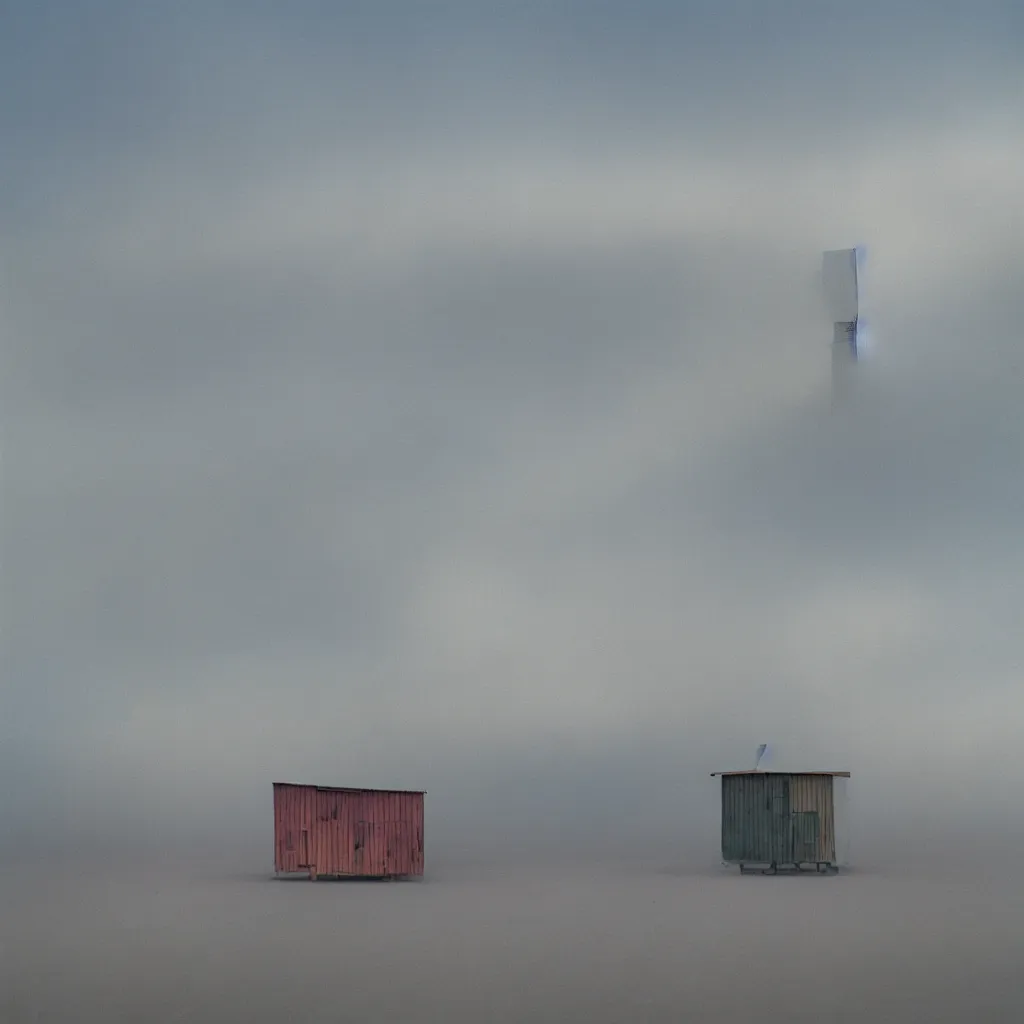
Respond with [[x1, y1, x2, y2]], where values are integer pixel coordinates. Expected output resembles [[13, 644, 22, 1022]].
[[273, 781, 426, 794], [710, 771, 850, 777]]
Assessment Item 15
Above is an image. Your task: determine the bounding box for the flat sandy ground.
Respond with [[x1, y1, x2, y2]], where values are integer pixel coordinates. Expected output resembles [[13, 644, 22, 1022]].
[[3, 850, 1023, 1022]]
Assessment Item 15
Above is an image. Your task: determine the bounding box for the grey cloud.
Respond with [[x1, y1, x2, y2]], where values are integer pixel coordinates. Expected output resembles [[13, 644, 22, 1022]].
[[4, 1, 1024, 862]]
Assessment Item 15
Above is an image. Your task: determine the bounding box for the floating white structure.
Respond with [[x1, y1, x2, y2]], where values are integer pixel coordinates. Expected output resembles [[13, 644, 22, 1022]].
[[822, 248, 860, 403]]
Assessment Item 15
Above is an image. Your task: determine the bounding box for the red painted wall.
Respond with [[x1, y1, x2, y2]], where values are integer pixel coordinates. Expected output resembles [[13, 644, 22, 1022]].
[[273, 783, 424, 878]]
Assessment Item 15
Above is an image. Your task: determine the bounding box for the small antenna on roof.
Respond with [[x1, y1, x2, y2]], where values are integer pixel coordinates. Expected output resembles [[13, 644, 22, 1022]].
[[754, 744, 768, 771]]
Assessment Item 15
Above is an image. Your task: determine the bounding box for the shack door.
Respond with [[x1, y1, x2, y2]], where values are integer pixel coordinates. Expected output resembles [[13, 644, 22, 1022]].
[[294, 789, 315, 871], [384, 822, 407, 876], [791, 812, 821, 864], [353, 820, 367, 874], [354, 820, 388, 876]]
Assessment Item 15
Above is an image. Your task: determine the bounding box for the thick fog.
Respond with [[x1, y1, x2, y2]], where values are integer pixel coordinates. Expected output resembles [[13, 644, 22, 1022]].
[[3, 1, 1024, 876], [6, 4, 1024, 1021]]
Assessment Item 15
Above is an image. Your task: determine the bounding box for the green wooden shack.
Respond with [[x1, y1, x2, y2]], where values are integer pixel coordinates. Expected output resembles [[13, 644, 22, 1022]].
[[710, 770, 851, 874]]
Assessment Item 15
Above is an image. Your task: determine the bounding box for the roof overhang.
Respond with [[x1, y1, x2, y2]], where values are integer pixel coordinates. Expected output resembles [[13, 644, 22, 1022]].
[[710, 771, 850, 778], [273, 781, 427, 794]]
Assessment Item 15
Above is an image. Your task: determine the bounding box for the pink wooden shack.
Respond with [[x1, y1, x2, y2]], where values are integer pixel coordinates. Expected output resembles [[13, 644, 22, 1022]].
[[273, 782, 425, 880]]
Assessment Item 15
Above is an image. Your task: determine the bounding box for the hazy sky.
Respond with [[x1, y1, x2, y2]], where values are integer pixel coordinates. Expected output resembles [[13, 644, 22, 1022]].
[[3, 1, 1023, 858]]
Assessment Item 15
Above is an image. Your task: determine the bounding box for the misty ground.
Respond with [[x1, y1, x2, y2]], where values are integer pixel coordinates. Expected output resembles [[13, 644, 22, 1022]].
[[4, 840, 1024, 1022]]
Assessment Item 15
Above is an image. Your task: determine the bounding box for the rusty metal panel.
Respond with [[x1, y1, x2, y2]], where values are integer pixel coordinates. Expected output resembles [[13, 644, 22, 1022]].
[[833, 775, 851, 867], [788, 773, 835, 863], [273, 782, 316, 875], [273, 783, 425, 879]]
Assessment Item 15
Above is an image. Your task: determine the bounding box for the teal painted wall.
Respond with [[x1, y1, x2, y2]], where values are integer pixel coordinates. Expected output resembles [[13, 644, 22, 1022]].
[[720, 773, 836, 865]]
